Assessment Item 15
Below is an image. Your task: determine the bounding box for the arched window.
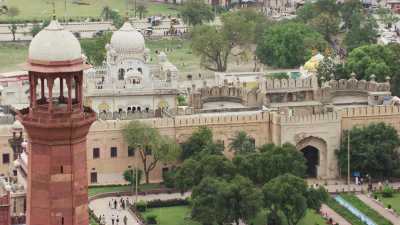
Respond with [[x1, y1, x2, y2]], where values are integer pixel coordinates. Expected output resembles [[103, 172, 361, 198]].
[[118, 68, 125, 80], [138, 68, 143, 74]]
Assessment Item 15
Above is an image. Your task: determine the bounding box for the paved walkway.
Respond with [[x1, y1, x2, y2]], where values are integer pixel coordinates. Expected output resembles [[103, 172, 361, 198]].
[[89, 193, 190, 225], [321, 204, 351, 225], [356, 194, 400, 225]]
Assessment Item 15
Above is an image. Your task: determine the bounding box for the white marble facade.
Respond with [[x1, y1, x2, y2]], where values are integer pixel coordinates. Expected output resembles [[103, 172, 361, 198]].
[[85, 22, 179, 115]]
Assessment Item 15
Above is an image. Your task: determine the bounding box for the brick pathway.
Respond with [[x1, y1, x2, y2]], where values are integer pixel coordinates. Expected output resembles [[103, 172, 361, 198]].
[[321, 204, 351, 225], [356, 194, 400, 225]]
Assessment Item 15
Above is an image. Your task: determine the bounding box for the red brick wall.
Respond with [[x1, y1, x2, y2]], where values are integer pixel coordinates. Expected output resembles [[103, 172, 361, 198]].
[[0, 194, 11, 225]]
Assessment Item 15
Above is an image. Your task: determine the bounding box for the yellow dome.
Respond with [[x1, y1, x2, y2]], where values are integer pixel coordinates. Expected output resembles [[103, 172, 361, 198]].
[[304, 53, 324, 72]]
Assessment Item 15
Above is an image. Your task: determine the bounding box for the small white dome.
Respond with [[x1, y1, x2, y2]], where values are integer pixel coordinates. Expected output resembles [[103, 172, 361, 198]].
[[29, 20, 82, 62], [110, 22, 145, 53]]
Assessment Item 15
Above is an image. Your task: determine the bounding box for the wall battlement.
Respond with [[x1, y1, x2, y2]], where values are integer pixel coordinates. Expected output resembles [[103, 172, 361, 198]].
[[323, 76, 390, 93], [279, 112, 339, 124], [263, 76, 318, 91], [91, 111, 271, 131], [340, 105, 400, 117]]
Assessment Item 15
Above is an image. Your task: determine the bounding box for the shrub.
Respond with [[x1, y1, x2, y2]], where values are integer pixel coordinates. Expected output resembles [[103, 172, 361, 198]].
[[162, 170, 176, 188], [382, 185, 394, 198], [136, 201, 147, 212], [146, 198, 189, 208], [146, 214, 158, 224]]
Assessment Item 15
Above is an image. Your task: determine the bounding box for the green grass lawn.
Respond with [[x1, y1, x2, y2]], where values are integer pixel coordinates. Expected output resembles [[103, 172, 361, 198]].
[[146, 39, 201, 73], [142, 206, 326, 225], [340, 194, 393, 225], [142, 206, 200, 225], [0, 42, 28, 73], [0, 0, 179, 21], [88, 183, 162, 197], [377, 192, 400, 214], [325, 196, 365, 225]]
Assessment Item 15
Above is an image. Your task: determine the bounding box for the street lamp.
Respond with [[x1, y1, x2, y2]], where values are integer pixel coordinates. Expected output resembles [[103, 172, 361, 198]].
[[347, 131, 351, 191]]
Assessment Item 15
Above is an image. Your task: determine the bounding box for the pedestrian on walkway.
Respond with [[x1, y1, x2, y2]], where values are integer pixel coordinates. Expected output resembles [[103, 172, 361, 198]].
[[111, 214, 115, 225], [123, 215, 128, 225], [116, 215, 119, 225]]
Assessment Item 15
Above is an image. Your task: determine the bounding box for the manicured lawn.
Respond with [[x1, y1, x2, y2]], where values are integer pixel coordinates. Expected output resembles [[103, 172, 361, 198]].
[[88, 183, 162, 197], [377, 192, 400, 213], [146, 39, 201, 73], [250, 209, 327, 225], [142, 206, 200, 225], [340, 194, 392, 225], [324, 196, 365, 225], [0, 38, 200, 75], [0, 0, 179, 21], [0, 42, 28, 73]]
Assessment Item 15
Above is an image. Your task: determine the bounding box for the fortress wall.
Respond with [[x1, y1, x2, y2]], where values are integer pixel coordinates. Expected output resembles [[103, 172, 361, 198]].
[[340, 105, 400, 133], [87, 111, 272, 184]]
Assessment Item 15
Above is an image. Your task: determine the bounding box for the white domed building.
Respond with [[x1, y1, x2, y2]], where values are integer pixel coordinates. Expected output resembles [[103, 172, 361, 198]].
[[85, 21, 179, 117]]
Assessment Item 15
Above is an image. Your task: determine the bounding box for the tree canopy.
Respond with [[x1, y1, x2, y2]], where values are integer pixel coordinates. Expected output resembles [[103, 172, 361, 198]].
[[228, 131, 256, 155], [262, 174, 308, 225], [336, 123, 400, 178], [123, 121, 181, 183], [180, 0, 214, 26], [345, 44, 398, 82], [180, 126, 223, 159], [191, 175, 262, 225], [233, 143, 306, 185], [344, 12, 378, 51], [256, 22, 327, 68]]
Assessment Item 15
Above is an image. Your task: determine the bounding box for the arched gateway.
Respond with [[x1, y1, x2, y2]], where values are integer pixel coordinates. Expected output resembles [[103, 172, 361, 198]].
[[296, 136, 328, 178]]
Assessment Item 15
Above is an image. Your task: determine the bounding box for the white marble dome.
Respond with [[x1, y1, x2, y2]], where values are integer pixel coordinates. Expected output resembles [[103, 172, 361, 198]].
[[29, 20, 82, 62], [110, 22, 145, 53]]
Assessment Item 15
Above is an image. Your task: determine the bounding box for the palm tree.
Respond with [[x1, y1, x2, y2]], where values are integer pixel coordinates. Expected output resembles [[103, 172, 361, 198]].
[[100, 6, 113, 21], [228, 131, 256, 155], [137, 4, 147, 19]]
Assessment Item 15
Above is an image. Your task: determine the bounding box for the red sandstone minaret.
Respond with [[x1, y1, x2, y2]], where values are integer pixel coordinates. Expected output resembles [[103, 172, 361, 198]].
[[15, 19, 96, 225]]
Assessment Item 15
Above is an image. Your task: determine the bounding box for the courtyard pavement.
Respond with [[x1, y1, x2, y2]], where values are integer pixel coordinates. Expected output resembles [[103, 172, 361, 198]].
[[89, 192, 191, 225]]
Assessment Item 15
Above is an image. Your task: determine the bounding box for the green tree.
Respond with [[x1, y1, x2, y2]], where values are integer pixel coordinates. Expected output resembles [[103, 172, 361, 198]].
[[306, 187, 329, 211], [340, 0, 362, 29], [336, 123, 400, 178], [123, 121, 181, 183], [180, 0, 214, 26], [123, 168, 143, 188], [191, 25, 230, 72], [181, 126, 216, 159], [81, 32, 112, 65], [296, 2, 319, 22], [263, 174, 308, 225], [6, 6, 20, 42], [256, 22, 328, 68], [233, 143, 306, 185], [100, 6, 113, 21], [224, 175, 262, 225], [0, 5, 8, 15], [175, 154, 235, 193], [344, 12, 378, 51], [309, 12, 340, 42], [345, 44, 397, 82], [30, 20, 50, 37], [228, 131, 255, 155], [317, 54, 337, 81], [191, 177, 229, 225]]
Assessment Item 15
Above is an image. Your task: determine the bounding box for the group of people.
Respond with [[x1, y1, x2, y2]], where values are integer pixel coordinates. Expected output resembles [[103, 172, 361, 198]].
[[98, 214, 128, 225], [108, 197, 130, 210], [97, 197, 132, 225], [320, 210, 340, 225]]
